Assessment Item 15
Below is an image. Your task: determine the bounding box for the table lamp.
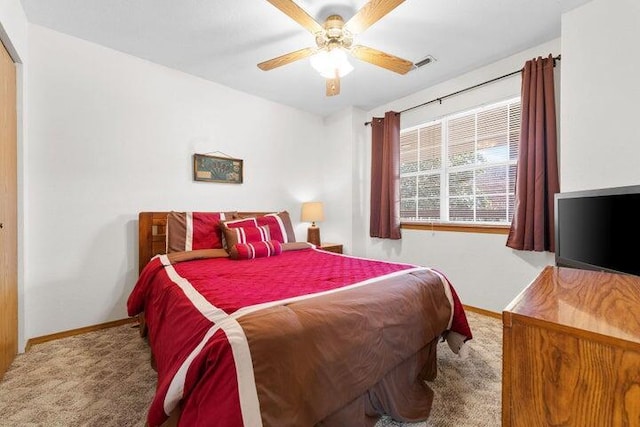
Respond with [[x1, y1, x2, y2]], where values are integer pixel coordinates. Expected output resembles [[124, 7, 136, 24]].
[[301, 202, 324, 246]]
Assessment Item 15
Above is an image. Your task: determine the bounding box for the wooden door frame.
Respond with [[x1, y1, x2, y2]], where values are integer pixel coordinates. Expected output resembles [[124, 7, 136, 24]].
[[0, 36, 18, 377], [0, 30, 25, 355]]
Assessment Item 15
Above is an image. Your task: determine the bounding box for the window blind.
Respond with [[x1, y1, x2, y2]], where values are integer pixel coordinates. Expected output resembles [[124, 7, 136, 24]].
[[400, 97, 521, 224]]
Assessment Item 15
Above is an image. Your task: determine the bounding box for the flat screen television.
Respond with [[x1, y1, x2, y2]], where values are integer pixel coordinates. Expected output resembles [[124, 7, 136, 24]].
[[554, 184, 640, 277]]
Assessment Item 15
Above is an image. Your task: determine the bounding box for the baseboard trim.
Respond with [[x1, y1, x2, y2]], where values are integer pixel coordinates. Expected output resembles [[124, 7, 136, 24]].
[[463, 304, 501, 319], [25, 317, 138, 352], [23, 306, 498, 351]]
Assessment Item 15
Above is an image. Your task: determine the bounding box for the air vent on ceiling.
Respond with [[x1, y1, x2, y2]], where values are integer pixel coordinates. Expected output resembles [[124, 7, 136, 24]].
[[414, 55, 437, 69]]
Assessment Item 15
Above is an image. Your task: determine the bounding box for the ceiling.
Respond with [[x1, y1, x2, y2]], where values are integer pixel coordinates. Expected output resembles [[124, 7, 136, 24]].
[[20, 0, 591, 117]]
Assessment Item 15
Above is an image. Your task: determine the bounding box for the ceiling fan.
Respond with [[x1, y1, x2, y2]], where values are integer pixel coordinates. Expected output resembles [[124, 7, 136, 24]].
[[257, 0, 414, 96]]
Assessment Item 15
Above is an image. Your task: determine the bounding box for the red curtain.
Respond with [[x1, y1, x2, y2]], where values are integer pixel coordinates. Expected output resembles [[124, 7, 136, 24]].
[[370, 111, 401, 239], [506, 55, 560, 252]]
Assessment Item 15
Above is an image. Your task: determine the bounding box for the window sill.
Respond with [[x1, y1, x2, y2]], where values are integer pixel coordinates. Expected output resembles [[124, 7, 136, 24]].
[[400, 222, 510, 235]]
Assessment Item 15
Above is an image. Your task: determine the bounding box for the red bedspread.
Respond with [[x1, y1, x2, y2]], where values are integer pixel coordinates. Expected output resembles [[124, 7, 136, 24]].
[[127, 248, 472, 426]]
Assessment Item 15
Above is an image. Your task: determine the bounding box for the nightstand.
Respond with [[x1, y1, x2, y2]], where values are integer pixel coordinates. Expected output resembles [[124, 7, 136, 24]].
[[318, 243, 343, 254]]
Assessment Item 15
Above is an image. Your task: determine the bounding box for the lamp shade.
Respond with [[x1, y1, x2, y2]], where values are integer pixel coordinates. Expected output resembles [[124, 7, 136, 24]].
[[301, 202, 324, 223]]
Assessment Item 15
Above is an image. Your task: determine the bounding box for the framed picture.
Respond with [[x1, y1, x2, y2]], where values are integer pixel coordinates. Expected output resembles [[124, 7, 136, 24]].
[[193, 153, 243, 184]]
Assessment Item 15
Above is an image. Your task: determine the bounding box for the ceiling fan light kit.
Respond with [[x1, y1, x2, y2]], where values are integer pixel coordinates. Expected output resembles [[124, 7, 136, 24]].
[[309, 48, 354, 79], [260, 0, 413, 96]]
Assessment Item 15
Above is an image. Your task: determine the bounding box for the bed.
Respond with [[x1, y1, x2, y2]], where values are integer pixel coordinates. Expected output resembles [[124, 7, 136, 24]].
[[128, 211, 472, 427]]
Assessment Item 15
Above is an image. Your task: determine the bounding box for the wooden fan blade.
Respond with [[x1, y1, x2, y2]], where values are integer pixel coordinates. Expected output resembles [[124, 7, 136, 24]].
[[258, 47, 316, 71], [326, 75, 340, 96], [266, 0, 323, 34], [345, 0, 405, 34], [351, 45, 414, 74]]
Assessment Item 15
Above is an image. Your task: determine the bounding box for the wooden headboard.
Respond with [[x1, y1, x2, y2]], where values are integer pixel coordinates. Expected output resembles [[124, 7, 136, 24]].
[[138, 211, 270, 274]]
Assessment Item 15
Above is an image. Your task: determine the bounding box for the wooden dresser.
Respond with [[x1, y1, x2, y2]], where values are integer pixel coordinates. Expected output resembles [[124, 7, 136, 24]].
[[502, 266, 640, 426]]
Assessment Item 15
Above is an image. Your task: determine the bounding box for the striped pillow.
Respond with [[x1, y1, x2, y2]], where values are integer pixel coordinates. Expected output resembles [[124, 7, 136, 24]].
[[229, 240, 282, 260], [224, 217, 258, 229], [222, 224, 271, 249], [166, 211, 236, 253], [255, 211, 296, 243]]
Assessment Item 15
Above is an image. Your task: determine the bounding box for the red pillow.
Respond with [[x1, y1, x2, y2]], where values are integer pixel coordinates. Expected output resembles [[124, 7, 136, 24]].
[[230, 240, 282, 260], [254, 212, 296, 243], [166, 211, 236, 253], [222, 225, 271, 248], [224, 218, 258, 229]]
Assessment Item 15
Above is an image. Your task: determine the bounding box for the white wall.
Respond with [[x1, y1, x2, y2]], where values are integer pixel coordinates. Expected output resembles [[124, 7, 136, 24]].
[[321, 109, 354, 252], [352, 40, 561, 313], [560, 0, 640, 192], [24, 25, 326, 342], [319, 106, 367, 254], [0, 0, 27, 59]]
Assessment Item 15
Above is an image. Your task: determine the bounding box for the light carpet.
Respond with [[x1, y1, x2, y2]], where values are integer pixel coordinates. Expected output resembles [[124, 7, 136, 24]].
[[0, 311, 501, 426]]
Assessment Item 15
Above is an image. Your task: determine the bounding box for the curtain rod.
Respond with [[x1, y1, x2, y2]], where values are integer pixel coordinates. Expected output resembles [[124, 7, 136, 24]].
[[364, 54, 561, 126]]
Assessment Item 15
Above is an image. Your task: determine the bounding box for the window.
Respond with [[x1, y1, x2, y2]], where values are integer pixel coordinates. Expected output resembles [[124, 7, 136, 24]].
[[400, 97, 520, 225]]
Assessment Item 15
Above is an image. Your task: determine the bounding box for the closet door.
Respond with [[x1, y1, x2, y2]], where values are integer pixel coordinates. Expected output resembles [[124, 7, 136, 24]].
[[0, 39, 17, 379]]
